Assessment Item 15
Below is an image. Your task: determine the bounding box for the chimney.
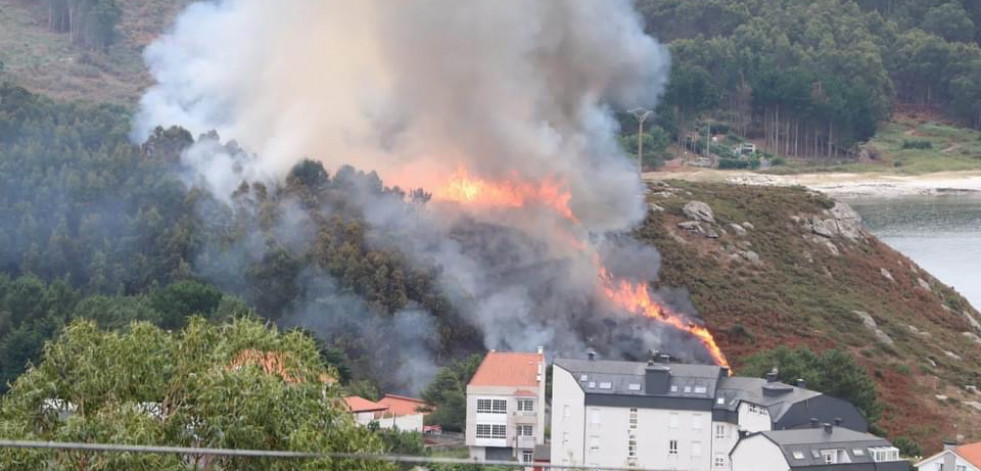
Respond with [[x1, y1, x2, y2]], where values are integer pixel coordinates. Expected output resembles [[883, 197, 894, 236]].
[[644, 363, 671, 395], [719, 367, 730, 379], [587, 350, 596, 361], [823, 423, 833, 434], [765, 369, 778, 383], [943, 439, 958, 452], [658, 354, 672, 364], [809, 418, 820, 428], [647, 349, 657, 366], [537, 346, 544, 355], [834, 418, 843, 427], [796, 378, 807, 389]]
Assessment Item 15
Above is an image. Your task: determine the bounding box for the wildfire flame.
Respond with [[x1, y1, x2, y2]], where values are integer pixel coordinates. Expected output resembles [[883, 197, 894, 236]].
[[419, 164, 728, 368], [598, 266, 730, 369], [431, 166, 577, 222]]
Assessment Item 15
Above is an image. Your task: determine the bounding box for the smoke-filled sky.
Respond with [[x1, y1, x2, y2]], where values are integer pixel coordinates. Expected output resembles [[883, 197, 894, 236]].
[[133, 0, 707, 388], [135, 0, 668, 232]]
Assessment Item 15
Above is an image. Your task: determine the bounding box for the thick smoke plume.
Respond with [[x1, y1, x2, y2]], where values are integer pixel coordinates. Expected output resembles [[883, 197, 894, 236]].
[[135, 0, 717, 391]]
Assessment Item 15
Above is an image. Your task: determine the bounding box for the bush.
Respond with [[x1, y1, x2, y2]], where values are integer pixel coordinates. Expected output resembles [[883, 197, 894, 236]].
[[770, 157, 787, 166], [902, 140, 932, 149], [893, 436, 922, 457], [718, 158, 751, 170]]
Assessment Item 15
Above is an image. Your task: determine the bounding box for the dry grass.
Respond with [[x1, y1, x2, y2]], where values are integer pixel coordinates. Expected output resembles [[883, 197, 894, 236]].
[[0, 0, 192, 105], [640, 180, 981, 451]]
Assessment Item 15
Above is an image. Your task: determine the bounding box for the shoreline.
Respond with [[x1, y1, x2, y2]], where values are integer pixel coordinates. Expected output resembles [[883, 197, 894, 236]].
[[647, 169, 981, 197]]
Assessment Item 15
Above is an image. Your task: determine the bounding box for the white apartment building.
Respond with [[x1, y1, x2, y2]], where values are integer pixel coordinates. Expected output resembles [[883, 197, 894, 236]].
[[550, 354, 869, 471], [466, 349, 546, 463]]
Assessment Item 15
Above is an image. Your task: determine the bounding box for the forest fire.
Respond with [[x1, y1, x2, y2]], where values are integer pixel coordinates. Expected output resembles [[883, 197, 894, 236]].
[[431, 166, 577, 221], [427, 165, 729, 368], [598, 267, 730, 369]]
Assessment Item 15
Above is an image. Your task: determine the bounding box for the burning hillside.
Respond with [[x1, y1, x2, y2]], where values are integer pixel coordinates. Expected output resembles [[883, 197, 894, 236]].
[[133, 0, 727, 376]]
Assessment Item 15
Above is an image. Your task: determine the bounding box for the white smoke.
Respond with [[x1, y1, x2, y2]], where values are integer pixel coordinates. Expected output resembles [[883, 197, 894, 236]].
[[135, 0, 693, 378], [135, 0, 668, 232]]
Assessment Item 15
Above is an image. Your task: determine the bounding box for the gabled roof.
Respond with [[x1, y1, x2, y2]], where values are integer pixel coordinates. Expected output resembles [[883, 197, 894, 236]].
[[468, 351, 543, 388], [752, 427, 900, 469], [957, 443, 981, 468], [715, 376, 821, 420], [344, 396, 388, 413], [376, 394, 426, 417]]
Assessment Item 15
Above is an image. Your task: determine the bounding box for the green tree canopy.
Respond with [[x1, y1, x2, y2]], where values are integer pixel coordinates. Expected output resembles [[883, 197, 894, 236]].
[[739, 346, 882, 425], [0, 317, 393, 471]]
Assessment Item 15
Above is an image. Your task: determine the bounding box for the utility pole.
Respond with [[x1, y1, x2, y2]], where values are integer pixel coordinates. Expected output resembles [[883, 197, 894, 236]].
[[628, 108, 652, 176]]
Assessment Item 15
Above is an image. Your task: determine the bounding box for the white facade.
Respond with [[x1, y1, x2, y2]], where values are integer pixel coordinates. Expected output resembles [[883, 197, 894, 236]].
[[730, 434, 789, 471], [917, 449, 981, 471], [352, 410, 379, 426], [374, 413, 424, 432], [465, 351, 546, 463], [552, 363, 729, 471]]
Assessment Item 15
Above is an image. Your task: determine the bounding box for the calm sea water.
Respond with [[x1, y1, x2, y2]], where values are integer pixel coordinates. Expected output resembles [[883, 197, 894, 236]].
[[845, 194, 981, 310]]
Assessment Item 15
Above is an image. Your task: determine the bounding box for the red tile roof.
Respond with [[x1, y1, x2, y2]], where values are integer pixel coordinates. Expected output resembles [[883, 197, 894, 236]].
[[468, 351, 543, 388], [344, 396, 388, 413], [376, 394, 427, 418], [957, 442, 981, 467]]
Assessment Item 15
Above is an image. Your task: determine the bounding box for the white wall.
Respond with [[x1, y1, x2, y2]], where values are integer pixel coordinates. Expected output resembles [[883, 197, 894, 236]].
[[353, 411, 377, 426], [550, 365, 585, 466], [918, 451, 981, 471], [375, 413, 424, 432], [738, 401, 772, 433], [710, 421, 739, 470], [731, 435, 789, 471]]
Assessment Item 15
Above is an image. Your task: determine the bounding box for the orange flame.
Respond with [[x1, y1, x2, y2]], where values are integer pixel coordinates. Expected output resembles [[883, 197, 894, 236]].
[[431, 167, 577, 221], [409, 164, 728, 368], [598, 265, 729, 369]]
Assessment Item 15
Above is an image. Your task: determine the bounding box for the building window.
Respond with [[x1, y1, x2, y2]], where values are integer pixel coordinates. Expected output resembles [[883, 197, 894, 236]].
[[669, 440, 678, 455], [956, 466, 966, 471], [590, 409, 601, 425], [628, 439, 637, 458], [871, 447, 900, 462], [517, 425, 533, 436], [694, 385, 708, 394], [491, 424, 506, 439], [589, 436, 600, 453], [692, 441, 702, 458], [669, 413, 679, 428], [692, 414, 703, 430], [517, 399, 534, 412], [684, 386, 692, 393], [670, 385, 678, 392], [629, 408, 638, 430], [715, 424, 726, 439], [821, 450, 837, 464], [476, 424, 492, 438], [477, 399, 506, 414], [714, 454, 726, 468], [935, 464, 943, 471], [522, 450, 533, 463], [563, 405, 570, 419]]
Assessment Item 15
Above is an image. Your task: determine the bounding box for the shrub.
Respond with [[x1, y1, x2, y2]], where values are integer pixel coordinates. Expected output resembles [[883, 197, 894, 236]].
[[893, 436, 922, 457], [718, 158, 751, 170], [770, 157, 787, 166], [902, 140, 932, 149]]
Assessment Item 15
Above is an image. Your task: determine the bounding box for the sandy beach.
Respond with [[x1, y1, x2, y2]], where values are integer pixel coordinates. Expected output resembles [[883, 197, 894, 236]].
[[648, 169, 981, 197]]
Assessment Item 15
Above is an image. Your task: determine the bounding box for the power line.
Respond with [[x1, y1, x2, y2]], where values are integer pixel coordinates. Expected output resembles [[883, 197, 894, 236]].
[[0, 439, 669, 471]]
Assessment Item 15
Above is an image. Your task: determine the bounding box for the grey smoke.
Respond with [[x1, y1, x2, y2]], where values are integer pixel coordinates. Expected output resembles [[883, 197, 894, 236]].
[[134, 0, 722, 380]]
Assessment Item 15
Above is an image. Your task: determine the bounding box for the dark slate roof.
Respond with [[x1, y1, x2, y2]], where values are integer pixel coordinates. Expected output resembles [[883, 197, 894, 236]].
[[554, 358, 722, 399], [715, 376, 821, 421], [757, 427, 899, 469]]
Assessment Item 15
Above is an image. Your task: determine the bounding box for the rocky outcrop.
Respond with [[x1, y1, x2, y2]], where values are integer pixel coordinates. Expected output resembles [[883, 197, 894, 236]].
[[678, 221, 719, 238], [729, 223, 747, 236], [683, 201, 715, 224], [881, 268, 895, 282], [799, 201, 865, 241], [853, 311, 894, 346]]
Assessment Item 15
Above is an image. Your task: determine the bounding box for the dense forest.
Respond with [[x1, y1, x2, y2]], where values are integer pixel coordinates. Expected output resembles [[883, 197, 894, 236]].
[[627, 0, 981, 160], [0, 83, 479, 395]]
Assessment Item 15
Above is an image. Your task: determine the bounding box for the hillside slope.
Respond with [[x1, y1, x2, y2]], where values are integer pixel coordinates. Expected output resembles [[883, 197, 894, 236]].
[[0, 0, 191, 104], [639, 180, 981, 450]]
